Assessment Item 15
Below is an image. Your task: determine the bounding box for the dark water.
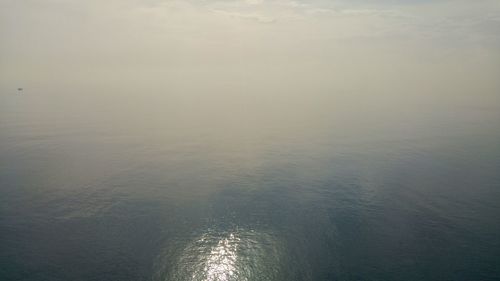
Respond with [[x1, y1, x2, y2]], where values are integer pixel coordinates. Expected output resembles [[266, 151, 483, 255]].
[[1, 93, 500, 281]]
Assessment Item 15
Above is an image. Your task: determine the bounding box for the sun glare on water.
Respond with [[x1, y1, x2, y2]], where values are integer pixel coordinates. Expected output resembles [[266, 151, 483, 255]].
[[159, 228, 283, 281], [198, 233, 239, 281]]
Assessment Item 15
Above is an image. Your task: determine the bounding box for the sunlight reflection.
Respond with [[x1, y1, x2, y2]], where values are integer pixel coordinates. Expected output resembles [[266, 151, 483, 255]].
[[201, 233, 239, 281], [160, 227, 283, 281]]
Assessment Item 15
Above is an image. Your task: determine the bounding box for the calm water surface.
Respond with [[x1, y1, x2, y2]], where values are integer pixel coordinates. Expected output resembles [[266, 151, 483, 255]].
[[1, 93, 499, 281]]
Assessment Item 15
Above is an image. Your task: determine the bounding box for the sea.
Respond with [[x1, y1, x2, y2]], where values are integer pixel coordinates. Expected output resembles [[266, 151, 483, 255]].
[[1, 90, 499, 281]]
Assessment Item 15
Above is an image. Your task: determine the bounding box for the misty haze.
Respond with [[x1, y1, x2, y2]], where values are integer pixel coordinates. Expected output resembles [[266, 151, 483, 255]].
[[1, 1, 499, 280]]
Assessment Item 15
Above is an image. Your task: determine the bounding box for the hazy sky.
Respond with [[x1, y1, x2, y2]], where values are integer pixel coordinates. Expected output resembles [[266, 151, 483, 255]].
[[1, 0, 499, 85], [1, 0, 499, 132]]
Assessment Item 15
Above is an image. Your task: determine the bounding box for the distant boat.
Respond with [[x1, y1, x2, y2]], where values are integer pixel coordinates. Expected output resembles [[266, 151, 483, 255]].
[[17, 88, 23, 92]]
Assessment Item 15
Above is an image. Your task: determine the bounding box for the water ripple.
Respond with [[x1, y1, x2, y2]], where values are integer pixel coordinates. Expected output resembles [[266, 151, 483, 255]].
[[157, 227, 283, 281]]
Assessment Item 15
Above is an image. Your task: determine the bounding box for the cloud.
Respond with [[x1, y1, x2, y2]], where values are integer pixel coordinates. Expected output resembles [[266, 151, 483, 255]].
[[244, 0, 264, 5], [210, 9, 276, 23]]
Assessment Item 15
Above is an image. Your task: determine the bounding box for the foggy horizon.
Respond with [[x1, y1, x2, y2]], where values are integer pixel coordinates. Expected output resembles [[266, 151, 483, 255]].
[[1, 1, 500, 280]]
